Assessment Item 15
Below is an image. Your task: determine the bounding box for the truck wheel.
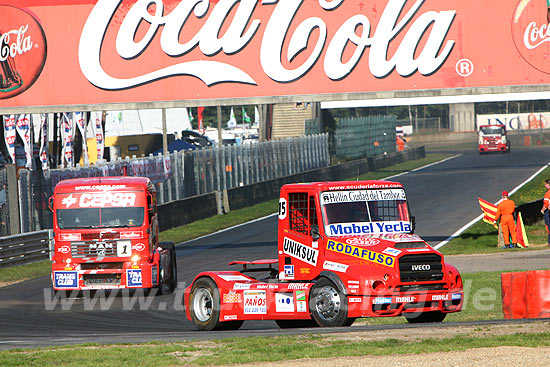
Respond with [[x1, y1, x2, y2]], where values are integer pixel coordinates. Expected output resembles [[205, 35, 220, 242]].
[[158, 242, 177, 295], [189, 277, 222, 331], [275, 319, 318, 329], [309, 278, 348, 327], [404, 311, 446, 323]]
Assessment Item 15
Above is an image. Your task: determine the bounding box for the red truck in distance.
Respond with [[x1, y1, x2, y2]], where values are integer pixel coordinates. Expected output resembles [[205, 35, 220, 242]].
[[185, 181, 463, 330], [478, 124, 511, 154], [49, 176, 177, 294]]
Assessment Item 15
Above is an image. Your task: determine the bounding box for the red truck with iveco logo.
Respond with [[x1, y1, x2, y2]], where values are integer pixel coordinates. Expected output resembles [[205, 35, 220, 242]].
[[184, 181, 463, 330], [49, 177, 177, 294]]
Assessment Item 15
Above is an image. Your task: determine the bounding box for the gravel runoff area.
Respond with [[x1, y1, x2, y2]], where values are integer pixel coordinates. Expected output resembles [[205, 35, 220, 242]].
[[211, 321, 550, 367]]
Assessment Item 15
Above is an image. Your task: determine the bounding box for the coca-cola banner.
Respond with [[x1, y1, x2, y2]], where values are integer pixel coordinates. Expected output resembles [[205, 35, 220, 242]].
[[15, 114, 32, 169], [2, 115, 16, 162], [2, 0, 550, 111]]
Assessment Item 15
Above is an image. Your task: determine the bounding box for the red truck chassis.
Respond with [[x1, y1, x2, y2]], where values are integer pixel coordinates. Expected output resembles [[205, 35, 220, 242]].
[[185, 181, 463, 330]]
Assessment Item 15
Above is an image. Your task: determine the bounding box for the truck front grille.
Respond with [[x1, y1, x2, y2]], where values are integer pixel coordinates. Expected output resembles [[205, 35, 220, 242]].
[[71, 241, 118, 258], [398, 253, 443, 282]]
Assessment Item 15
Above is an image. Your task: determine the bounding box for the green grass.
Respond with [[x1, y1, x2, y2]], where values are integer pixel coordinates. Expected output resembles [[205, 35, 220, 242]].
[[0, 260, 51, 285], [2, 329, 550, 366], [441, 166, 550, 255]]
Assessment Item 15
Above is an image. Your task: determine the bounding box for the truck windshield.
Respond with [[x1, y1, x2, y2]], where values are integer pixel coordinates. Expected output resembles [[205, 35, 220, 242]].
[[321, 189, 409, 225], [56, 207, 145, 229], [480, 126, 504, 135]]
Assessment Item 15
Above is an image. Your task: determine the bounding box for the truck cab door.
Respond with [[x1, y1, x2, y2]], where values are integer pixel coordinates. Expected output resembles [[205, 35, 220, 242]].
[[279, 192, 321, 281]]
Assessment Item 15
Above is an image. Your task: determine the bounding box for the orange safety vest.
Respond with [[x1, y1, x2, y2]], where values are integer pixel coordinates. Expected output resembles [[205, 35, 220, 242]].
[[544, 190, 550, 209]]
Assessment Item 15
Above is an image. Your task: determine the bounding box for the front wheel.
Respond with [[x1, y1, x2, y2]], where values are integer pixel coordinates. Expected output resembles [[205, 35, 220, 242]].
[[190, 277, 242, 331], [404, 311, 446, 323], [309, 278, 348, 327]]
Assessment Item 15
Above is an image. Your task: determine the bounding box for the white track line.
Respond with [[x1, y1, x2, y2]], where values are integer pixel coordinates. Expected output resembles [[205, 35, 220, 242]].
[[384, 154, 460, 180], [434, 162, 550, 250]]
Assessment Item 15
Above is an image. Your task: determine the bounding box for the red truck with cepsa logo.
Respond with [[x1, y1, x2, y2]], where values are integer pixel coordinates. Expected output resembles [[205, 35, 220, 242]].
[[478, 124, 510, 154], [184, 181, 463, 330], [49, 177, 177, 294]]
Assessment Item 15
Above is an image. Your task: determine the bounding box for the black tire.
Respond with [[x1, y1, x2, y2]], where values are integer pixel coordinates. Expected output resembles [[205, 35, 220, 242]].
[[404, 311, 446, 323], [189, 277, 222, 331], [275, 319, 318, 329], [309, 278, 348, 327], [158, 242, 177, 295]]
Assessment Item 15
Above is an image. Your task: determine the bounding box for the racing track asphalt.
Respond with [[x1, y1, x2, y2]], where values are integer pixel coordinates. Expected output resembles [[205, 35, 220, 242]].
[[1, 145, 550, 350]]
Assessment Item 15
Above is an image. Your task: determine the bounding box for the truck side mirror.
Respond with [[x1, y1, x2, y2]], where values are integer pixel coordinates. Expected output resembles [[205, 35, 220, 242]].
[[410, 216, 416, 233], [48, 196, 54, 212], [311, 225, 321, 241]]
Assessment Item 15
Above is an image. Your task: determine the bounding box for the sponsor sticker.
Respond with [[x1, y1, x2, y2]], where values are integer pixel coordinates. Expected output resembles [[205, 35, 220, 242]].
[[296, 301, 307, 312], [284, 264, 294, 279], [58, 245, 71, 254], [327, 240, 396, 268], [224, 315, 238, 321], [59, 233, 81, 241], [126, 269, 142, 287], [323, 260, 349, 273], [320, 189, 406, 204], [223, 291, 242, 304], [275, 293, 295, 312], [431, 294, 449, 301], [349, 297, 362, 303], [326, 221, 412, 236], [382, 247, 402, 256], [395, 296, 416, 303], [372, 297, 392, 305], [452, 293, 462, 300], [296, 291, 306, 301], [133, 243, 146, 252], [288, 283, 309, 290], [244, 290, 267, 314], [346, 237, 380, 246], [54, 271, 78, 288], [300, 268, 310, 275], [233, 283, 251, 290], [282, 238, 319, 266]]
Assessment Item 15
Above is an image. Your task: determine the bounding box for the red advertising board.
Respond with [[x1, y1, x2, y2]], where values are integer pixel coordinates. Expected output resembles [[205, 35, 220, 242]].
[[1, 0, 550, 111]]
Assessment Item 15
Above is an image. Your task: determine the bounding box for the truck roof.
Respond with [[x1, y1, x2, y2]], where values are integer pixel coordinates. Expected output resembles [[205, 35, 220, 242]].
[[53, 176, 151, 193], [281, 180, 404, 192]]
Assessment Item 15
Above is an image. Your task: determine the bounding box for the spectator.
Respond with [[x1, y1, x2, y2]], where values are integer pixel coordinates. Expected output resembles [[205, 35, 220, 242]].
[[495, 191, 517, 249]]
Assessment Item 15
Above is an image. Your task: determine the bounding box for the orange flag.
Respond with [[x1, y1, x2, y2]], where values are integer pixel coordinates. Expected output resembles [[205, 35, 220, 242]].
[[516, 212, 529, 248], [478, 197, 498, 229]]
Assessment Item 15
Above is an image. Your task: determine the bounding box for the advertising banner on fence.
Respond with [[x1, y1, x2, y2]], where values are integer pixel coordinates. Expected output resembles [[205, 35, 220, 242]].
[[2, 0, 550, 111], [476, 112, 550, 131]]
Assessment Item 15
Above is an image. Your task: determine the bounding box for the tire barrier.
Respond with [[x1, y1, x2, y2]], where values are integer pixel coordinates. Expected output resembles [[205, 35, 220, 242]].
[[501, 270, 550, 319]]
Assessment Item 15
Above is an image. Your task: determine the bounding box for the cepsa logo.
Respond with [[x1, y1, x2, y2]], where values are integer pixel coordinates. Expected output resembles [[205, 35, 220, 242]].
[[512, 0, 550, 74], [0, 6, 47, 99]]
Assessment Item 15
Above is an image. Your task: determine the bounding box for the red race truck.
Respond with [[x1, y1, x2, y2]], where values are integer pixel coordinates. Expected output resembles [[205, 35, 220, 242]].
[[49, 176, 177, 294], [185, 181, 463, 330], [478, 124, 510, 154]]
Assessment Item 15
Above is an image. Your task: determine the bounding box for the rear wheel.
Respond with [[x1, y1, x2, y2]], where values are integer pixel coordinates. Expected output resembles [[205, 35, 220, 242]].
[[404, 311, 446, 323], [309, 278, 348, 327]]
